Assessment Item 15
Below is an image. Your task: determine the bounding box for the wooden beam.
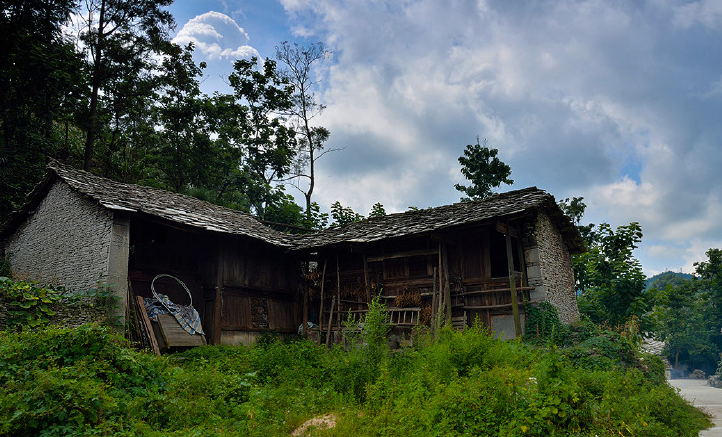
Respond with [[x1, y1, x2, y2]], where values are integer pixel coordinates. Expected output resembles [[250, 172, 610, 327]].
[[442, 242, 452, 324], [366, 248, 439, 263], [318, 259, 327, 342], [336, 254, 341, 329], [505, 230, 522, 338], [363, 254, 371, 301], [135, 296, 160, 355], [496, 221, 519, 238], [325, 296, 336, 347], [213, 244, 223, 345]]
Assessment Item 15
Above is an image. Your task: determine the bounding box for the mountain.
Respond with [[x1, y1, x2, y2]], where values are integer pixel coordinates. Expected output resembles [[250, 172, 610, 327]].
[[645, 271, 694, 290]]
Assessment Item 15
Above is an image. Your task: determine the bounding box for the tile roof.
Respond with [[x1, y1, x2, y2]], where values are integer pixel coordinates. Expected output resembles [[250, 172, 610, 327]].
[[48, 162, 293, 247], [290, 188, 586, 253], [2, 163, 584, 253]]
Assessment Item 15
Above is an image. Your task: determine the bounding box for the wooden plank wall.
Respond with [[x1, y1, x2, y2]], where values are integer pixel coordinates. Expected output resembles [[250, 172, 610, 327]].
[[319, 221, 530, 331]]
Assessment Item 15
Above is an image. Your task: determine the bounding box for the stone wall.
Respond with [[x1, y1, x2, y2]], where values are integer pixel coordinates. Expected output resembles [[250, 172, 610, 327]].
[[523, 211, 579, 324], [0, 296, 107, 330], [4, 181, 114, 292]]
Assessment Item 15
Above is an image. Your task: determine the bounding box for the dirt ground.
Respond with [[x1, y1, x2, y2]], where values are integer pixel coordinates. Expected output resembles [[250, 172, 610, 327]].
[[669, 378, 722, 436]]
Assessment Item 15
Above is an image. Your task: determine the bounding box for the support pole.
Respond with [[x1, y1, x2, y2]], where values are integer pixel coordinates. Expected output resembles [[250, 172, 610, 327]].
[[506, 229, 522, 338], [363, 254, 371, 301], [318, 259, 327, 343], [325, 296, 336, 347], [336, 254, 341, 329], [442, 243, 452, 325]]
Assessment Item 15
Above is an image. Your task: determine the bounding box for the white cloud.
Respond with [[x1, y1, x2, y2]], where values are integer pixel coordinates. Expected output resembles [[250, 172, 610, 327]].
[[173, 11, 260, 61], [275, 0, 722, 274], [673, 0, 722, 30]]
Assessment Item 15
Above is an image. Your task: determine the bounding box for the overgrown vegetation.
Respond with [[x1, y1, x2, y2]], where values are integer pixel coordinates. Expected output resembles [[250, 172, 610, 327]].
[[0, 302, 710, 436], [0, 276, 61, 330]]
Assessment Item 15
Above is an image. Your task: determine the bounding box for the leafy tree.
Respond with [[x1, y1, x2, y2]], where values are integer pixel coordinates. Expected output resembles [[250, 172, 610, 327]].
[[455, 137, 513, 201], [330, 201, 363, 227], [153, 42, 208, 191], [80, 0, 175, 171], [651, 249, 722, 373], [558, 196, 596, 245], [369, 202, 386, 218], [219, 57, 296, 219], [0, 0, 85, 223], [575, 222, 649, 328], [275, 41, 337, 223], [303, 202, 329, 230]]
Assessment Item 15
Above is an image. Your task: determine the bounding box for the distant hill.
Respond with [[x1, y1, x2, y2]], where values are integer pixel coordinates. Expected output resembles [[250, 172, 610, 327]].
[[645, 271, 694, 290]]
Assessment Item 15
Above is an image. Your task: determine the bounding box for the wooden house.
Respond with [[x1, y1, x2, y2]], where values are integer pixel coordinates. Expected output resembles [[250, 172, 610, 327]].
[[0, 162, 301, 345], [294, 189, 585, 339], [1, 163, 584, 343]]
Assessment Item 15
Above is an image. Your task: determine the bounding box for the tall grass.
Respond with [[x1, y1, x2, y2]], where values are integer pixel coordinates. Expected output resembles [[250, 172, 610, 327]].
[[0, 311, 711, 436]]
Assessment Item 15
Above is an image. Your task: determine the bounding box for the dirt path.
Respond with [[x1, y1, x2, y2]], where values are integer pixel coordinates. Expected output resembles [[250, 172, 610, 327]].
[[669, 379, 722, 436]]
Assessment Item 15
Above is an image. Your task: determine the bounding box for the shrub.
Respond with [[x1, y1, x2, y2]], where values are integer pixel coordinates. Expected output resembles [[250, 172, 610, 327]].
[[0, 276, 61, 330]]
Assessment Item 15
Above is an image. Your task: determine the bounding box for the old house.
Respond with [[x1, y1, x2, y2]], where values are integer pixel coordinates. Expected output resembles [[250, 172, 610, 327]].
[[1, 163, 584, 343], [294, 188, 585, 339], [0, 162, 301, 345]]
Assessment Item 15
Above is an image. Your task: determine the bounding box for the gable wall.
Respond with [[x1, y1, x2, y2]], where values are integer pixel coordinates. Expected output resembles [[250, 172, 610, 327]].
[[524, 211, 579, 324], [5, 181, 114, 291]]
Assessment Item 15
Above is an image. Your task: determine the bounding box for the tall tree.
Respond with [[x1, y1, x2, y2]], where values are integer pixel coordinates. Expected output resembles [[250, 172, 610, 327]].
[[275, 41, 335, 221], [0, 0, 85, 222], [154, 42, 208, 191], [651, 249, 722, 372], [216, 57, 296, 219], [80, 0, 174, 171], [575, 222, 649, 328], [455, 137, 513, 201]]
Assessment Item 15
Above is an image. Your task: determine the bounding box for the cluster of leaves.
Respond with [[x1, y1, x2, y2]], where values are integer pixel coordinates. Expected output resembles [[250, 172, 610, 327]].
[[0, 313, 710, 436], [455, 137, 513, 201], [575, 222, 649, 328], [650, 248, 722, 373], [0, 277, 61, 329], [0, 1, 338, 233]]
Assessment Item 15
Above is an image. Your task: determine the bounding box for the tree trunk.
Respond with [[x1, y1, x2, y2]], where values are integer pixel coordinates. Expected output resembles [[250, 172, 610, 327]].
[[83, 0, 106, 171]]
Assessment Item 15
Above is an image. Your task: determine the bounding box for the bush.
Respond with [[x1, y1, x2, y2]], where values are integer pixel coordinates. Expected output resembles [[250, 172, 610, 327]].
[[0, 276, 61, 329], [0, 321, 710, 436]]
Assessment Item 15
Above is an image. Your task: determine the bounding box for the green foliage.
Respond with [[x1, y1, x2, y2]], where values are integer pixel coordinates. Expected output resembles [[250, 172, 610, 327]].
[[0, 323, 709, 436], [576, 222, 650, 329], [368, 202, 387, 218], [0, 277, 61, 330], [650, 248, 722, 373], [455, 137, 513, 201], [0, 255, 10, 277], [524, 302, 571, 346], [0, 0, 85, 223], [330, 200, 363, 226]]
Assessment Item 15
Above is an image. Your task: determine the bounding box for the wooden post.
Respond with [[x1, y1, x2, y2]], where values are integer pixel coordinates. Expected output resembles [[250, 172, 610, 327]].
[[325, 296, 336, 347], [438, 242, 444, 323], [442, 242, 452, 325], [336, 254, 341, 329], [318, 259, 327, 343], [431, 266, 438, 316], [213, 244, 224, 345], [363, 254, 371, 301], [302, 287, 309, 337], [516, 237, 528, 290], [506, 230, 522, 338]]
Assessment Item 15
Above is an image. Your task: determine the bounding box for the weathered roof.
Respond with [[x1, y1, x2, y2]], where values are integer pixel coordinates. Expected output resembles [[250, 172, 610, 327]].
[[2, 162, 293, 247], [2, 163, 584, 254], [291, 187, 586, 253]]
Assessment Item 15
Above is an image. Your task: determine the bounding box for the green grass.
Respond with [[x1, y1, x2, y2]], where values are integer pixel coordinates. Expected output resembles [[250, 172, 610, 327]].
[[0, 320, 712, 436]]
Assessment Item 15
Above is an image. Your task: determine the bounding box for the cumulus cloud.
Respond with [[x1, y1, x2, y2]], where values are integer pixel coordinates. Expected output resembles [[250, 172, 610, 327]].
[[173, 11, 259, 61], [277, 0, 722, 273]]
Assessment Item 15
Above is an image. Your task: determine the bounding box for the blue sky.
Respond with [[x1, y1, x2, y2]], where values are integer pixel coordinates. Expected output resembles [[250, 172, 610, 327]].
[[167, 0, 722, 276]]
